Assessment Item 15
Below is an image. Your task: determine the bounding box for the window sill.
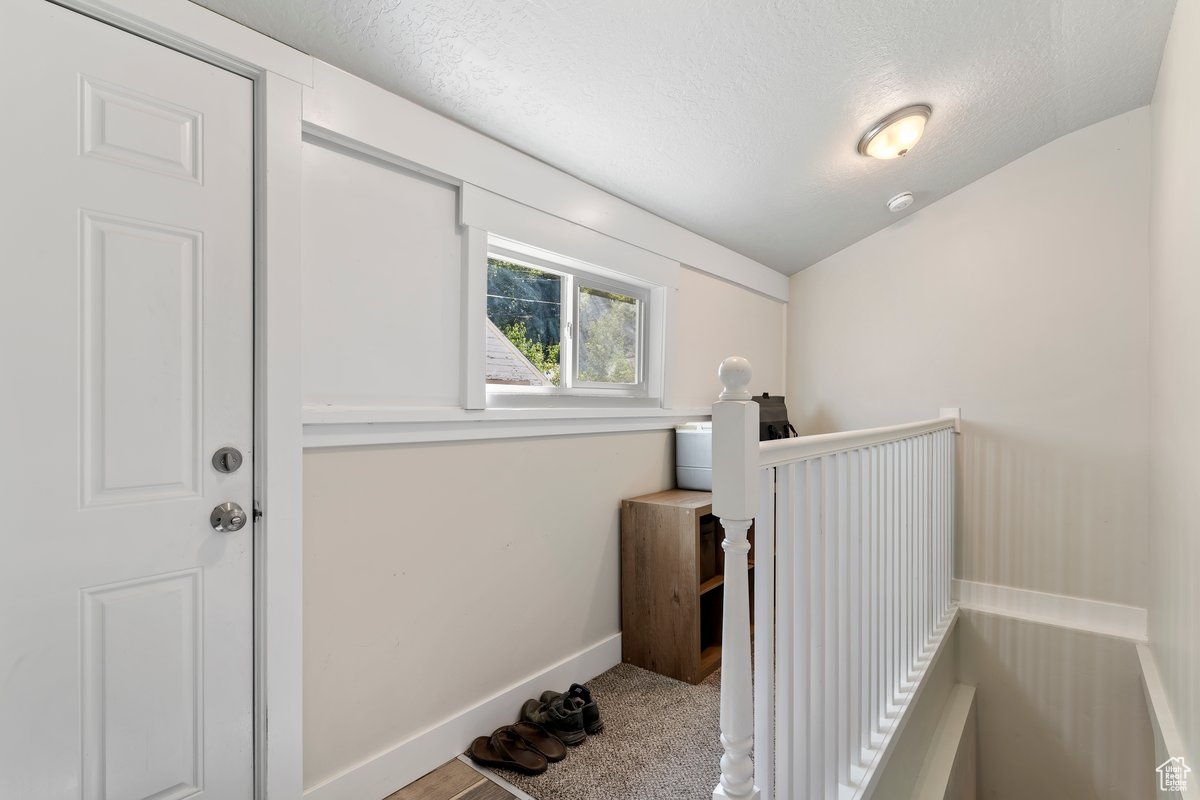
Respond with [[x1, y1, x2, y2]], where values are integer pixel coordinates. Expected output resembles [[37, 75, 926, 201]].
[[483, 391, 658, 410], [301, 405, 712, 447]]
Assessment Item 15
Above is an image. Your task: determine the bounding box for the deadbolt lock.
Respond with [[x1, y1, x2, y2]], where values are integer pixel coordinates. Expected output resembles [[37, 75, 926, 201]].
[[212, 447, 243, 474]]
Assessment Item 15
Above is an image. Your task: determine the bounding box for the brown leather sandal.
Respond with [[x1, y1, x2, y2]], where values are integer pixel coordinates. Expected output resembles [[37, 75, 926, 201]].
[[510, 721, 567, 762], [466, 727, 549, 775]]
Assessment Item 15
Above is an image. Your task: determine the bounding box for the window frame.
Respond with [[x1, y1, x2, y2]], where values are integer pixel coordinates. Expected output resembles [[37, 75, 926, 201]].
[[481, 236, 664, 409]]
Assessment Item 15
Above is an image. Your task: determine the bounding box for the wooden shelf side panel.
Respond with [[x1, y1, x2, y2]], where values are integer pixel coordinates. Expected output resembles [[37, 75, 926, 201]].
[[620, 499, 701, 681]]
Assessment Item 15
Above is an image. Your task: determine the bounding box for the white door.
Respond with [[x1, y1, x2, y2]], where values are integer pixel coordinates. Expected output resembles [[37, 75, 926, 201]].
[[0, 2, 255, 798]]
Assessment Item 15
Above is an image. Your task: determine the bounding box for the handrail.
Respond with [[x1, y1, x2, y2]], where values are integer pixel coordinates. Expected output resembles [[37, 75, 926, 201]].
[[759, 417, 955, 468]]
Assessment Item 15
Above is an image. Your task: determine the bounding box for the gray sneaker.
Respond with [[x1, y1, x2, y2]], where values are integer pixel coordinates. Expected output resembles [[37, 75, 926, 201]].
[[520, 695, 586, 746], [539, 683, 603, 735]]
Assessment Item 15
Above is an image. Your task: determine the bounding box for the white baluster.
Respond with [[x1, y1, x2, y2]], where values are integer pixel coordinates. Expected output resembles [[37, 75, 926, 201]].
[[871, 445, 882, 740], [938, 429, 946, 625], [938, 429, 946, 624], [794, 462, 811, 796], [916, 434, 931, 660], [824, 455, 838, 795], [776, 463, 795, 797], [808, 459, 824, 800], [931, 432, 939, 628], [926, 433, 934, 648], [941, 428, 949, 624], [755, 468, 775, 800], [903, 438, 913, 687], [949, 427, 957, 621], [886, 442, 897, 712], [846, 449, 860, 782], [712, 357, 761, 800]]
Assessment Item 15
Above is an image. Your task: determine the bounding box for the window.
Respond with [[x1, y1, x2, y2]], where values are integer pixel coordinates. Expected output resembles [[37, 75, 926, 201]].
[[486, 258, 563, 387], [575, 285, 640, 386], [485, 238, 655, 404]]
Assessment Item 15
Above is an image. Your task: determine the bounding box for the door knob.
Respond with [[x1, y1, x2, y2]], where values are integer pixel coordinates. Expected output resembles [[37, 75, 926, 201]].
[[210, 502, 248, 533]]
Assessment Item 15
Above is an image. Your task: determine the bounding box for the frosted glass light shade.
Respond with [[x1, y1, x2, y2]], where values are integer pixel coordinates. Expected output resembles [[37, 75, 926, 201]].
[[858, 105, 931, 159]]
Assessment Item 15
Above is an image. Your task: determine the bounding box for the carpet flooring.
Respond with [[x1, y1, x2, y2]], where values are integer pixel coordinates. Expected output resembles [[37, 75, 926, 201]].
[[493, 663, 722, 800]]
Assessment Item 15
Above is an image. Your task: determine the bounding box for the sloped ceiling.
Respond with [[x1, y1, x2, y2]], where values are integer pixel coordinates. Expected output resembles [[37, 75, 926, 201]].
[[192, 0, 1176, 274]]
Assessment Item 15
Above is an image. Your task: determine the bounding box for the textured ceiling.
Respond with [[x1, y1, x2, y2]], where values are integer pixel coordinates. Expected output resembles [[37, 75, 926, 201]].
[[192, 0, 1176, 274]]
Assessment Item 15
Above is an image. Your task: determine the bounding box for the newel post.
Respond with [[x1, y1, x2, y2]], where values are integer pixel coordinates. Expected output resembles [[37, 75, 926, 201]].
[[712, 357, 761, 800]]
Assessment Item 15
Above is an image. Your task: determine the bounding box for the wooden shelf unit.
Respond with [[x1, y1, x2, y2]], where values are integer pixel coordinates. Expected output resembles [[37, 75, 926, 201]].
[[620, 489, 754, 684]]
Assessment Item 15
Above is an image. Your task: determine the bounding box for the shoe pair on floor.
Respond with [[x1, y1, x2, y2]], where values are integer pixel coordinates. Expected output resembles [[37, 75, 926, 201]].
[[466, 721, 564, 775], [466, 683, 603, 776], [520, 683, 604, 746]]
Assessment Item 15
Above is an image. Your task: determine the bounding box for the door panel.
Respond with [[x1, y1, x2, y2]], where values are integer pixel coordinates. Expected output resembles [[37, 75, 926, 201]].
[[80, 75, 204, 181], [81, 570, 202, 800], [0, 2, 254, 798], [81, 212, 204, 507]]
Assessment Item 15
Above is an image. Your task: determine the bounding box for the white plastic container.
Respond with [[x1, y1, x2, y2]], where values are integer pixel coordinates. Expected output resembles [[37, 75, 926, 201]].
[[675, 422, 713, 491]]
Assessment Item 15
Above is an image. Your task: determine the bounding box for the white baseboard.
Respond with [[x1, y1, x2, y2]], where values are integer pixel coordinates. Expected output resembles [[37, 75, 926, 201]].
[[303, 633, 623, 800], [953, 579, 1147, 642], [1136, 643, 1188, 787], [911, 684, 977, 800]]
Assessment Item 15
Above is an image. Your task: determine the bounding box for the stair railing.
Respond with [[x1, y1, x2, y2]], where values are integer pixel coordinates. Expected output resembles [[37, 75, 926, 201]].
[[712, 357, 958, 800]]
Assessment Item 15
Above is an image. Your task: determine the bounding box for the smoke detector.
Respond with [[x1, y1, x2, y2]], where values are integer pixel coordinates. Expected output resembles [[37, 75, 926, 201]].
[[887, 192, 915, 213]]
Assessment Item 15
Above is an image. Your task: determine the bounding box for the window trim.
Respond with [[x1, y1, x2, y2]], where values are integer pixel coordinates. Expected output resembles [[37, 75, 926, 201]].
[[474, 233, 668, 410]]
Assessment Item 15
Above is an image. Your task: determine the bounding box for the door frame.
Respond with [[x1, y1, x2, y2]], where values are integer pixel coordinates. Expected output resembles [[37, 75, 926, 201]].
[[43, 1, 309, 796]]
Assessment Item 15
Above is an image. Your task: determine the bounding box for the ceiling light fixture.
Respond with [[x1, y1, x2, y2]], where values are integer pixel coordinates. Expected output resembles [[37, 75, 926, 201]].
[[858, 105, 931, 159]]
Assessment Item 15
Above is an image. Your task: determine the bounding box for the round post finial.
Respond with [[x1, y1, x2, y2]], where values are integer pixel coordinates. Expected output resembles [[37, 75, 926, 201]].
[[718, 357, 753, 400]]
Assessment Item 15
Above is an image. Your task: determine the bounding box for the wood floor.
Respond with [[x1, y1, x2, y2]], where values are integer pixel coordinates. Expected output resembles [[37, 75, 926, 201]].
[[384, 758, 521, 800]]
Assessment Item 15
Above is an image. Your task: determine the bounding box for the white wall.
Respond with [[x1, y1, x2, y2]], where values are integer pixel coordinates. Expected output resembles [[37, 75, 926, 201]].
[[302, 139, 463, 408], [303, 431, 672, 787], [1148, 0, 1200, 780], [672, 265, 785, 407], [789, 108, 1151, 608], [957, 612, 1153, 800]]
